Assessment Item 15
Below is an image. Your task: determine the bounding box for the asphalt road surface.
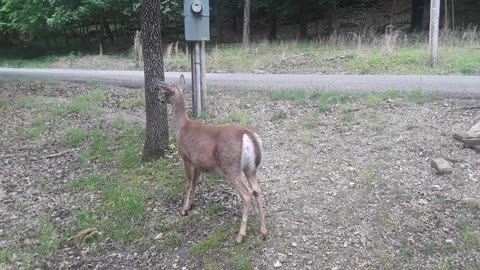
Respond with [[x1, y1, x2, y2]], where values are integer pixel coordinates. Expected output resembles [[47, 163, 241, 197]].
[[0, 68, 479, 95]]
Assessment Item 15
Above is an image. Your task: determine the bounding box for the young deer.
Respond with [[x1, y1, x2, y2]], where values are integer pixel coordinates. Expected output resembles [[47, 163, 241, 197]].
[[157, 75, 267, 243]]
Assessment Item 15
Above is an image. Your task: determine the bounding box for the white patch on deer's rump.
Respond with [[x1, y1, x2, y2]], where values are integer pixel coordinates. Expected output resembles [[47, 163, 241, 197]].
[[241, 134, 255, 172]]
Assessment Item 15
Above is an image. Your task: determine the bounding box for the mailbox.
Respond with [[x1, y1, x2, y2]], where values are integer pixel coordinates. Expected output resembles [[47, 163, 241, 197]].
[[184, 0, 210, 41]]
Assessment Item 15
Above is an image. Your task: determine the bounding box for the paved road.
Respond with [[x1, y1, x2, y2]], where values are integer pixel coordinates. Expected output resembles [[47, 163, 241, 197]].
[[0, 68, 479, 94]]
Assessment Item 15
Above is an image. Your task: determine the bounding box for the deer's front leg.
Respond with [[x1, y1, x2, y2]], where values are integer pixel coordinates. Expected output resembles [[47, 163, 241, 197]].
[[181, 159, 195, 216]]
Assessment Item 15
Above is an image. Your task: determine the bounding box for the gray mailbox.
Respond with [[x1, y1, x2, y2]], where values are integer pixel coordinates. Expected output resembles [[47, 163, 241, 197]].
[[184, 0, 210, 41]]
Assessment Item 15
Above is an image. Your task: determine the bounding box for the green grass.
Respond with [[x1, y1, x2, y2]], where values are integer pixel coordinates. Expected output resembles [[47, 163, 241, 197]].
[[405, 90, 436, 103], [71, 174, 104, 190], [310, 91, 351, 104], [269, 89, 305, 105], [24, 126, 45, 138], [229, 113, 249, 124], [65, 127, 88, 146], [164, 231, 183, 250], [121, 97, 145, 108], [0, 217, 61, 267], [191, 227, 231, 255], [120, 148, 142, 169], [16, 96, 38, 107]]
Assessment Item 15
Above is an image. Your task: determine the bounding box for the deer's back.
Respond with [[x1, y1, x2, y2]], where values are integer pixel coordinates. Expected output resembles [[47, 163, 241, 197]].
[[178, 121, 260, 174]]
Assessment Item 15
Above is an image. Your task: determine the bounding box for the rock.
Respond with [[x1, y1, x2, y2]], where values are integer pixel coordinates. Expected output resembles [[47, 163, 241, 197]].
[[155, 233, 163, 240], [291, 242, 297, 247], [452, 132, 472, 142], [274, 260, 282, 268], [418, 199, 428, 205], [466, 121, 480, 137], [445, 239, 454, 244], [431, 158, 453, 175], [463, 138, 480, 147]]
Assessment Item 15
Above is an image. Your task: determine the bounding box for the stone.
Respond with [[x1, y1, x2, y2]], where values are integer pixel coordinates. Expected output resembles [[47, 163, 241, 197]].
[[431, 158, 453, 175], [466, 121, 480, 137], [463, 138, 480, 147], [452, 132, 472, 142], [274, 261, 282, 268]]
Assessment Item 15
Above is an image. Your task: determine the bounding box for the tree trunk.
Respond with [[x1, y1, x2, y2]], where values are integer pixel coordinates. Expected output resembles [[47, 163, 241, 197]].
[[242, 0, 250, 46], [269, 13, 277, 41], [215, 8, 222, 42], [299, 16, 308, 40], [64, 29, 70, 47], [103, 17, 115, 44], [410, 0, 426, 32], [141, 0, 169, 160], [328, 0, 337, 35]]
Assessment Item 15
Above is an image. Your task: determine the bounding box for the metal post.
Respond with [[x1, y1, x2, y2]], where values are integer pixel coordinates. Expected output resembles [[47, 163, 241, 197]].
[[200, 41, 207, 110], [194, 42, 202, 117], [429, 0, 440, 67]]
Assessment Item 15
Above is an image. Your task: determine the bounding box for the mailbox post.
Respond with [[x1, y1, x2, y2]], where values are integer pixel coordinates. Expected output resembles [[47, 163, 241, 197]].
[[184, 0, 210, 117]]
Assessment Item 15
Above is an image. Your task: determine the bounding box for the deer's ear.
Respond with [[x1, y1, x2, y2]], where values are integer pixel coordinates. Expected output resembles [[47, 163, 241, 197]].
[[178, 74, 186, 88]]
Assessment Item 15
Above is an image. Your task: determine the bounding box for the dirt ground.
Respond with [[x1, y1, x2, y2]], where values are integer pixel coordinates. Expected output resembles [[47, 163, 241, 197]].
[[1, 80, 479, 270]]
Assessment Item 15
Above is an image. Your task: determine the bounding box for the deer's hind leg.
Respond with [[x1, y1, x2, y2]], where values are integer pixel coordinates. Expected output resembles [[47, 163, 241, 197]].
[[224, 171, 254, 243], [244, 170, 267, 240]]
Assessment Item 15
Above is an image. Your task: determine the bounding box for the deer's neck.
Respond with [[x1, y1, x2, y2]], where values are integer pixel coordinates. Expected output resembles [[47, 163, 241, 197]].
[[174, 98, 188, 136]]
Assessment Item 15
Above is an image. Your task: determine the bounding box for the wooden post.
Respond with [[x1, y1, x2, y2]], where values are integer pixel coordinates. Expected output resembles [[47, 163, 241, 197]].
[[429, 0, 440, 67], [200, 41, 207, 111]]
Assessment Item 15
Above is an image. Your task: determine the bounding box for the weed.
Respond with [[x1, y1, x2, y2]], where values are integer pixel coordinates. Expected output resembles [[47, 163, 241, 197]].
[[364, 90, 401, 105], [121, 148, 141, 170], [302, 132, 314, 145], [360, 164, 379, 187], [121, 97, 145, 108], [406, 90, 436, 104], [318, 104, 331, 113], [304, 111, 319, 129], [72, 174, 104, 190], [164, 231, 183, 250], [341, 111, 353, 123], [270, 110, 288, 121], [68, 99, 88, 113], [228, 246, 253, 270], [310, 91, 351, 104], [207, 174, 224, 181], [115, 116, 129, 129], [105, 185, 145, 221], [269, 89, 305, 105], [75, 209, 99, 229], [230, 113, 249, 124], [16, 96, 37, 107], [65, 127, 87, 146], [206, 203, 223, 217], [191, 227, 231, 255], [24, 126, 44, 138]]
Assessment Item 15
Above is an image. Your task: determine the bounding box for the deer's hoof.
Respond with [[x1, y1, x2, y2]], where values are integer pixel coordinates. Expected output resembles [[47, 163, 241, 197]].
[[180, 209, 189, 216], [260, 231, 268, 241], [235, 234, 244, 244]]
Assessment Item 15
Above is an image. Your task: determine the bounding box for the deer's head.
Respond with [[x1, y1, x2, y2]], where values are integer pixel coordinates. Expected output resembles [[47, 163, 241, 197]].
[[157, 75, 186, 105]]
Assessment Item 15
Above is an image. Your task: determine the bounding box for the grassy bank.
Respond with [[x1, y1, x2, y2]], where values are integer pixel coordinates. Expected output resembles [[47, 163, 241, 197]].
[[1, 30, 479, 75]]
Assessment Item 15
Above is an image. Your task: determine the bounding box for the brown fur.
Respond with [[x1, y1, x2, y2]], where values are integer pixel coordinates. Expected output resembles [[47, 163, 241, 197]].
[[157, 77, 267, 243]]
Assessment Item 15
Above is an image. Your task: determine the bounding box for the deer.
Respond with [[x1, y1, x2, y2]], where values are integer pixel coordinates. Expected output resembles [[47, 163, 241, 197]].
[[156, 75, 267, 243]]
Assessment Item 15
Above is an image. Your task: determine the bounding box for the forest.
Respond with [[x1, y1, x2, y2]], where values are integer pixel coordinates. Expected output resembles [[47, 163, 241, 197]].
[[0, 0, 479, 54]]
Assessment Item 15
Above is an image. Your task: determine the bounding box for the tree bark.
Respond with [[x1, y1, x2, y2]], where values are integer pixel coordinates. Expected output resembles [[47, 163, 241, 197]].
[[141, 0, 169, 160], [299, 16, 308, 40], [242, 0, 250, 46], [103, 17, 115, 44], [328, 0, 337, 35], [410, 0, 426, 32], [269, 13, 277, 41]]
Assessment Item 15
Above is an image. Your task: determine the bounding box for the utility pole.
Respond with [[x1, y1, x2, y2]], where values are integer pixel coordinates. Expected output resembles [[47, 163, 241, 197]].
[[429, 0, 440, 67]]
